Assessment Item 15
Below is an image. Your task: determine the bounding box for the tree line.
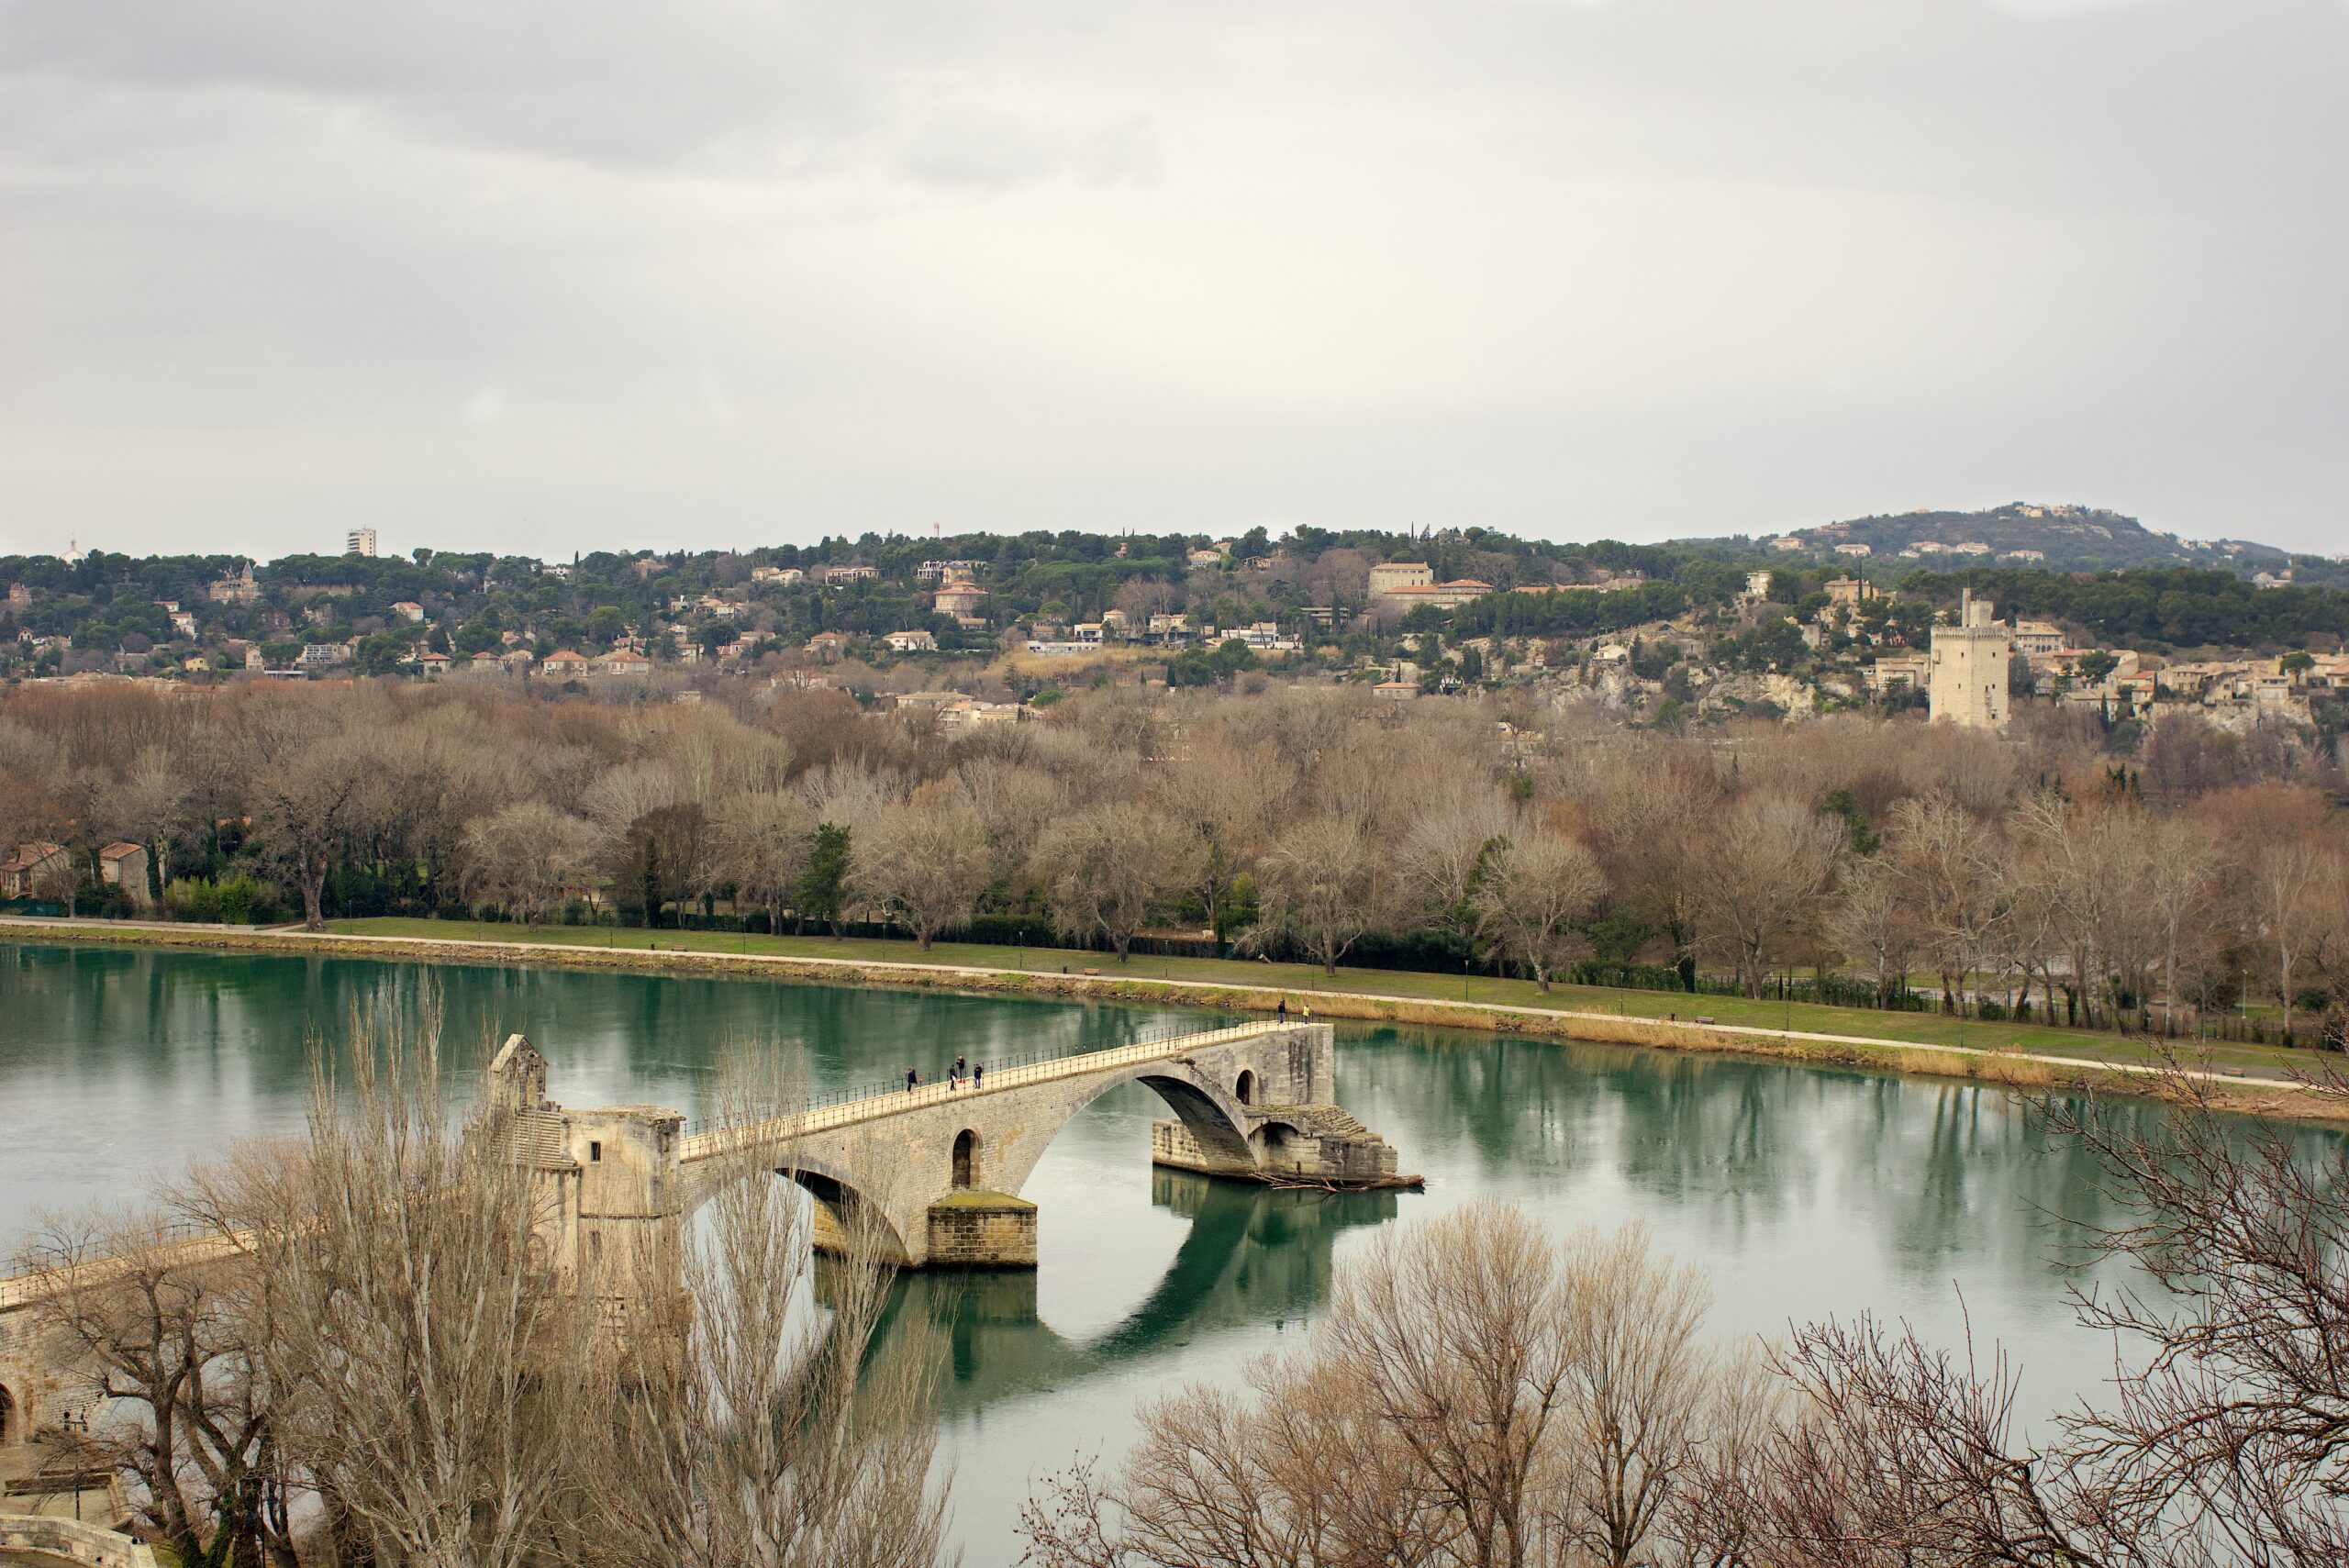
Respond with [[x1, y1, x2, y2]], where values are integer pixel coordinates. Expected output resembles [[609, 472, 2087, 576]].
[[2, 679, 2346, 1040], [1920, 565, 2349, 650]]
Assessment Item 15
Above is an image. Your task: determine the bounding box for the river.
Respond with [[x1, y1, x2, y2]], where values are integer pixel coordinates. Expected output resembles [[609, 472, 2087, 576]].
[[0, 940, 2277, 1561]]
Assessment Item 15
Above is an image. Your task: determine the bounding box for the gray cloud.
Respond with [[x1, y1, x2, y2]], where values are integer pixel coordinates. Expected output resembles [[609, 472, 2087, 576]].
[[1, 0, 2343, 560]]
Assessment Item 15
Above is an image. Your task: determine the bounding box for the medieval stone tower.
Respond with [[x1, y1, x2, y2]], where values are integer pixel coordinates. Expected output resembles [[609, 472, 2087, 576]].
[[1929, 589, 2012, 729]]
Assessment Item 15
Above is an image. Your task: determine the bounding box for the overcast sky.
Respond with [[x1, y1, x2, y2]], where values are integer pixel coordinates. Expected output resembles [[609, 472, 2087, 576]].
[[2, 0, 2343, 562]]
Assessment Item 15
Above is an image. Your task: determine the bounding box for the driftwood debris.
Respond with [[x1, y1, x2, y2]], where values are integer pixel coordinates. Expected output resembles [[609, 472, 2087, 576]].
[[1264, 1173, 1427, 1193]]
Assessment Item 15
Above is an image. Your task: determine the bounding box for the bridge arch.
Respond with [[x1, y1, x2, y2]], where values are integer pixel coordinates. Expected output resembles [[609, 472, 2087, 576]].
[[1234, 1069, 1254, 1106], [1041, 1063, 1257, 1181], [1249, 1118, 1308, 1162], [0, 1382, 17, 1447], [952, 1129, 980, 1190], [777, 1150, 915, 1265]]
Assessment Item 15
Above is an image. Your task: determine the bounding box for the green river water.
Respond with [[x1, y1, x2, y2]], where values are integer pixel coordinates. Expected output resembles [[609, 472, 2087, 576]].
[[1, 940, 2291, 1562]]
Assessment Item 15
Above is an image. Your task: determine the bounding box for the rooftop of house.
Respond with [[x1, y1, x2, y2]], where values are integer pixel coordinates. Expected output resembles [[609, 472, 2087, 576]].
[[1381, 579, 1496, 595]]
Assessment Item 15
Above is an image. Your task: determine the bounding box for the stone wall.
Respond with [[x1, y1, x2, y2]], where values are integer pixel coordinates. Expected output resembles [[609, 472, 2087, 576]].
[[0, 1307, 88, 1449], [0, 1517, 160, 1568]]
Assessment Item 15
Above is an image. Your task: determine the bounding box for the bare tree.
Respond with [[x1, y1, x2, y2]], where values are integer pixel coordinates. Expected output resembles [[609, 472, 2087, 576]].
[[1397, 778, 1514, 947], [16, 1211, 295, 1567], [1032, 801, 1200, 962], [852, 783, 989, 950], [567, 1053, 949, 1568], [2305, 858, 2349, 1051], [1475, 828, 1608, 992], [1021, 1354, 1453, 1568], [2011, 788, 2105, 1028], [1152, 727, 1293, 947], [581, 757, 683, 843], [1693, 791, 1846, 999], [712, 788, 818, 934], [1548, 1225, 1715, 1568], [1029, 1199, 1577, 1568], [798, 758, 906, 843], [250, 1006, 591, 1568], [1655, 1347, 1787, 1568], [29, 840, 82, 916], [461, 799, 598, 926], [1027, 1203, 1724, 1568], [1587, 752, 1720, 991], [1255, 811, 1383, 975], [1762, 1062, 2349, 1568], [1882, 791, 2008, 1014], [956, 756, 1068, 892], [247, 715, 374, 931], [2248, 833, 2332, 1040], [2151, 817, 2217, 1032], [2082, 806, 2166, 1030], [101, 744, 191, 894], [1824, 852, 1921, 1007]]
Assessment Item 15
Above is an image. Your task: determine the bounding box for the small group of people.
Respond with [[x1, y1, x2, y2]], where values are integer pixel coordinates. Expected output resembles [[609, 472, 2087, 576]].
[[906, 1056, 985, 1093], [1274, 998, 1311, 1024]]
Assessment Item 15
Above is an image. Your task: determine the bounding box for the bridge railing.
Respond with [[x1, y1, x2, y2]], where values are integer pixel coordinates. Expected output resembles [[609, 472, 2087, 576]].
[[681, 1018, 1284, 1162], [0, 1226, 252, 1312]]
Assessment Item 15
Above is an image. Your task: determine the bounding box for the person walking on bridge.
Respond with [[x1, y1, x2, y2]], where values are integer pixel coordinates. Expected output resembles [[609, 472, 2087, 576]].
[[973, 1061, 984, 1089], [1276, 998, 1287, 1023], [906, 1066, 918, 1094], [953, 1054, 967, 1086]]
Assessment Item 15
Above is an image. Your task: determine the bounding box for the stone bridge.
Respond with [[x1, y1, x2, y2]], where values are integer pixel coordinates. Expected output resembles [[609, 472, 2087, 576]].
[[494, 1018, 1403, 1269], [0, 1229, 240, 1458], [1, 1018, 1402, 1451]]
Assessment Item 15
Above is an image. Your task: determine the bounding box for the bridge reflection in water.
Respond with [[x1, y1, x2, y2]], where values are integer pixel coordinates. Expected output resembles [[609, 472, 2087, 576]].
[[866, 1168, 1400, 1415]]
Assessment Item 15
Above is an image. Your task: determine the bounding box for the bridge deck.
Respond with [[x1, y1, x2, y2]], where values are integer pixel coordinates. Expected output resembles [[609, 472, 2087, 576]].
[[0, 1229, 250, 1313], [679, 1019, 1278, 1165]]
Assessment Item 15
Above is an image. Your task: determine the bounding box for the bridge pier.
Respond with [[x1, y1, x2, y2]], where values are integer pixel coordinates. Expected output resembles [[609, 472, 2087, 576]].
[[924, 1192, 1039, 1267]]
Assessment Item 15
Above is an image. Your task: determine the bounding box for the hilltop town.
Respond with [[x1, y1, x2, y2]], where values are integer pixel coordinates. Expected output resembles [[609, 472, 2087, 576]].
[[6, 515, 2345, 755]]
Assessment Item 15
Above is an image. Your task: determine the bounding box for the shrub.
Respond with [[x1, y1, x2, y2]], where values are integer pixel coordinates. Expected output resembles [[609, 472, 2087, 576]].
[[163, 874, 282, 926]]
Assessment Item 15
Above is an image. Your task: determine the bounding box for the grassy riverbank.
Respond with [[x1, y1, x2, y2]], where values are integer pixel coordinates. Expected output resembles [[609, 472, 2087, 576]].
[[6, 915, 2338, 1120]]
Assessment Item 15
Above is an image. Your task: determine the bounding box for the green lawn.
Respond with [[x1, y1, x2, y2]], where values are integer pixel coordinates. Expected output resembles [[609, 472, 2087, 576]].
[[324, 917, 2304, 1075]]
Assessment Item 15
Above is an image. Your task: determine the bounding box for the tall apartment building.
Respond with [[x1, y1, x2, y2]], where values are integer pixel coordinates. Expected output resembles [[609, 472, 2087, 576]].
[[346, 527, 379, 559], [1928, 590, 2011, 729]]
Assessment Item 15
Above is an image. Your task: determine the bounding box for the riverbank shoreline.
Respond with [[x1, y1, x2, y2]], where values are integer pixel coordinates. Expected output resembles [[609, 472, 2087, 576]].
[[6, 917, 2341, 1124]]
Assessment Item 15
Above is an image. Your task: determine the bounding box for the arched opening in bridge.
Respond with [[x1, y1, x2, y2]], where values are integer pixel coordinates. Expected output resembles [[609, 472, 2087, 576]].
[[1234, 1071, 1254, 1106], [787, 1170, 912, 1265], [0, 1384, 17, 1447], [952, 1129, 981, 1190]]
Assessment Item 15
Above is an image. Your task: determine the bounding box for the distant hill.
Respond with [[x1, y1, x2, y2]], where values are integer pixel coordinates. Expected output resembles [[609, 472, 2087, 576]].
[[1689, 503, 2316, 578]]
